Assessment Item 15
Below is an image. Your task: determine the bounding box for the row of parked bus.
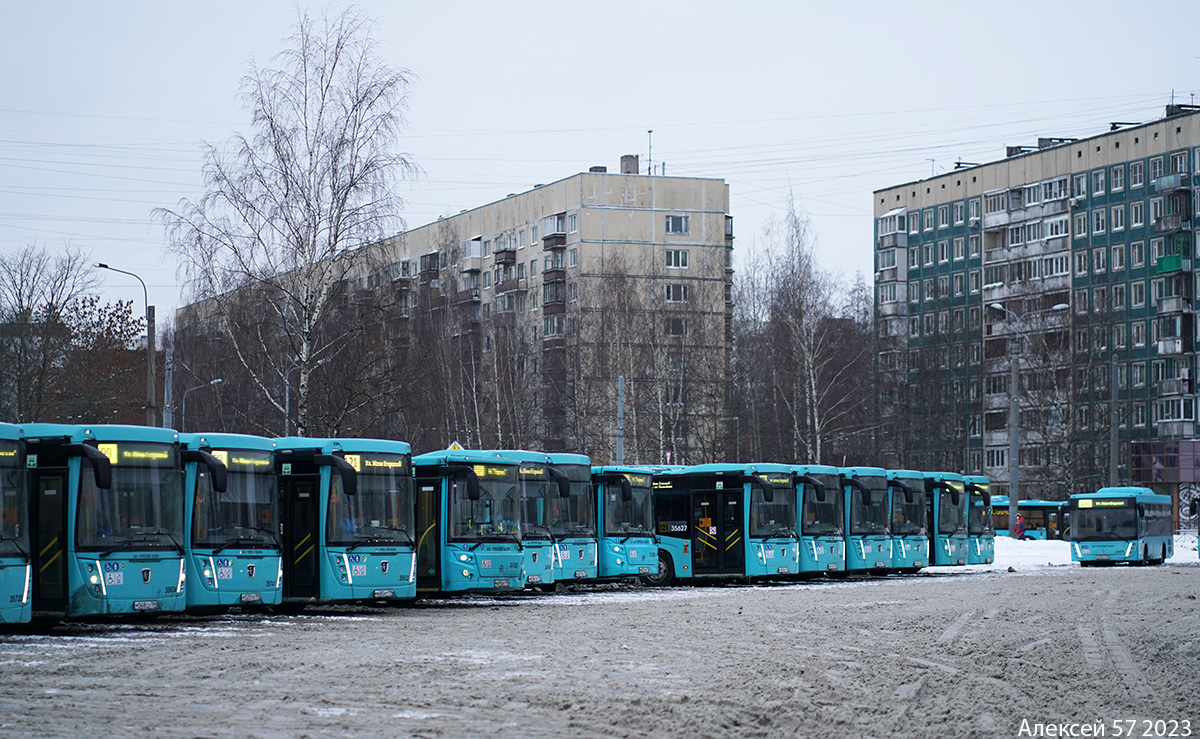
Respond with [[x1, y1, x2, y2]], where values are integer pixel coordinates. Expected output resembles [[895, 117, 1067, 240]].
[[0, 422, 1180, 624]]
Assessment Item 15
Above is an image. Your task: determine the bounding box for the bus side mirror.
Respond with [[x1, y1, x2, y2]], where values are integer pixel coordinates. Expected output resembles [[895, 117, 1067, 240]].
[[1191, 500, 1198, 516], [446, 465, 481, 500], [315, 454, 358, 496], [549, 467, 571, 498], [844, 476, 872, 507], [67, 444, 112, 490], [966, 482, 991, 507], [893, 479, 916, 504], [182, 450, 228, 494], [950, 491, 960, 507], [595, 474, 633, 502], [797, 475, 825, 503], [743, 474, 773, 503]]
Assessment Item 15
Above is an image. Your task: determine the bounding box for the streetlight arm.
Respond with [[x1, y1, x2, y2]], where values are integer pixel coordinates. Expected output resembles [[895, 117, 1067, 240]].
[[96, 263, 148, 307]]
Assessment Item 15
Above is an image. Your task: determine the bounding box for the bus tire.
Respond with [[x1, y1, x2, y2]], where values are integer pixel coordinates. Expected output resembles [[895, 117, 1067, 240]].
[[640, 552, 674, 587]]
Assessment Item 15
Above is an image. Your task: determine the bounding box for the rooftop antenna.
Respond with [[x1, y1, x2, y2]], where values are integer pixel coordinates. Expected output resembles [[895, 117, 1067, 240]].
[[926, 158, 936, 177], [648, 129, 653, 176]]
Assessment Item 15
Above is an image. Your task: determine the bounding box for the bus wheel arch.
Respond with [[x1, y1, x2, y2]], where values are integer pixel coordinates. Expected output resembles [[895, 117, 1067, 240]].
[[641, 551, 675, 587]]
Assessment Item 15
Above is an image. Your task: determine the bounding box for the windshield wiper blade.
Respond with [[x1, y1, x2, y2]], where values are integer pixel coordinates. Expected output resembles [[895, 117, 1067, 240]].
[[212, 536, 272, 555], [99, 538, 136, 558]]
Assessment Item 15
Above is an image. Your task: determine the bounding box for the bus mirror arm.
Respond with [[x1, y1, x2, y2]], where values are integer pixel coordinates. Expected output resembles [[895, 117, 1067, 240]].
[[549, 467, 571, 498], [314, 454, 358, 496], [594, 474, 633, 502], [65, 444, 112, 490], [741, 474, 773, 503], [1191, 499, 1198, 516], [843, 476, 873, 507], [182, 450, 228, 494], [965, 482, 991, 506], [892, 478, 916, 505], [925, 480, 958, 507], [796, 475, 826, 503], [443, 464, 481, 501]]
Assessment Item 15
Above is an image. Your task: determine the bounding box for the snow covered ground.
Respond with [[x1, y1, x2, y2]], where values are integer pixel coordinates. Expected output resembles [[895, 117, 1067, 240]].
[[951, 531, 1199, 572]]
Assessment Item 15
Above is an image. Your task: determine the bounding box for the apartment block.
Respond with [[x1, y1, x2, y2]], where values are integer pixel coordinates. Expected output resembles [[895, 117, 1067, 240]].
[[873, 105, 1200, 497]]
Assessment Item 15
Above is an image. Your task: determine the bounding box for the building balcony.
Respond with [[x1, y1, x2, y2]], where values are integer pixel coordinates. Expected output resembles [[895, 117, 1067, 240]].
[[543, 300, 566, 314], [1157, 379, 1193, 397], [1154, 214, 1192, 234], [493, 248, 516, 264], [1152, 172, 1189, 193], [1157, 336, 1193, 355], [493, 311, 518, 328], [1041, 199, 1069, 216], [982, 212, 1010, 230], [543, 267, 566, 282], [1157, 420, 1194, 438], [879, 232, 907, 249], [494, 279, 521, 294], [449, 289, 480, 306], [1155, 254, 1192, 275], [543, 234, 567, 250], [1157, 295, 1193, 315], [459, 256, 482, 274]]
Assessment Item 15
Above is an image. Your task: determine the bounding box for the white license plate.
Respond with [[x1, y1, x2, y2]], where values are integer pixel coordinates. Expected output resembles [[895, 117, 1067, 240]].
[[638, 566, 650, 574], [777, 567, 789, 574], [132, 600, 159, 612], [494, 579, 510, 588], [372, 589, 394, 599], [827, 563, 838, 570], [874, 562, 886, 568], [240, 592, 262, 603], [574, 570, 587, 579], [527, 575, 542, 584]]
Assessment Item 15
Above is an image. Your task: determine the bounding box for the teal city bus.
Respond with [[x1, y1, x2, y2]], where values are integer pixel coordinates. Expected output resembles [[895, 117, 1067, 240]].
[[841, 466, 892, 573], [545, 453, 598, 585], [592, 466, 658, 581], [1070, 488, 1173, 566], [791, 464, 844, 574], [964, 475, 994, 565], [274, 437, 415, 605], [182, 433, 281, 611], [923, 471, 968, 566], [22, 424, 187, 619], [991, 497, 1068, 539], [485, 450, 572, 588], [0, 423, 30, 624], [643, 463, 799, 585], [887, 469, 928, 573]]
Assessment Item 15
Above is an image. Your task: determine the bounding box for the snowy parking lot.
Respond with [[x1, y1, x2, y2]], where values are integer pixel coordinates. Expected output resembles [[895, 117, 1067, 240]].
[[0, 536, 1197, 738]]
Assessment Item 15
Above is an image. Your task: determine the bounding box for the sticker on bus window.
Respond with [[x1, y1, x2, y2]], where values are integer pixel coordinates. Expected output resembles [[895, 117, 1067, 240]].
[[815, 544, 824, 555], [709, 527, 716, 535]]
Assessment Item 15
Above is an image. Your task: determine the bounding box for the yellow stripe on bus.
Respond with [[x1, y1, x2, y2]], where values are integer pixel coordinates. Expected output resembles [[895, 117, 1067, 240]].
[[294, 532, 311, 553], [40, 536, 58, 557], [295, 543, 314, 563], [40, 549, 61, 574], [725, 536, 742, 551]]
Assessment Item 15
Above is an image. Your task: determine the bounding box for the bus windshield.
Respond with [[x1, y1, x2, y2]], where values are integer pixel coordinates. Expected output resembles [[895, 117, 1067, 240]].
[[801, 473, 843, 536], [327, 453, 414, 547], [1072, 500, 1137, 541], [849, 475, 890, 535], [604, 477, 654, 536], [938, 484, 967, 535], [968, 492, 992, 535], [0, 440, 27, 557], [519, 465, 554, 542], [547, 464, 595, 538], [449, 467, 521, 544], [751, 477, 797, 539], [891, 483, 925, 536], [193, 449, 277, 550], [77, 442, 183, 551]]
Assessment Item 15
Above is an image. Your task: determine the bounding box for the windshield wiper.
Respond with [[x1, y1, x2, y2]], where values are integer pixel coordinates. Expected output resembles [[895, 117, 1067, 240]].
[[99, 537, 136, 558], [367, 525, 415, 547], [212, 535, 275, 555]]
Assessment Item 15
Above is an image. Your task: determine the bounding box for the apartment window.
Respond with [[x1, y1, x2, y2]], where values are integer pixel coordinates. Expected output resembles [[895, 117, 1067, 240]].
[[1130, 161, 1144, 188], [1111, 165, 1124, 192], [953, 273, 964, 296], [518, 230, 526, 249], [1151, 237, 1165, 263], [665, 249, 689, 268], [1131, 241, 1145, 267], [1073, 174, 1087, 197], [879, 283, 898, 303], [1171, 152, 1188, 174], [908, 213, 920, 234], [569, 214, 579, 233], [664, 214, 688, 234], [1114, 323, 1127, 349], [1074, 213, 1087, 238], [923, 279, 934, 301], [483, 272, 492, 289], [984, 192, 1006, 214], [518, 263, 526, 280], [969, 270, 981, 293], [909, 247, 919, 269], [568, 282, 578, 302], [938, 241, 949, 263], [544, 315, 564, 337], [968, 235, 980, 258], [1151, 197, 1164, 224], [1112, 244, 1125, 271], [938, 205, 949, 229], [1132, 282, 1146, 308], [1023, 183, 1042, 206], [1133, 362, 1146, 388], [568, 248, 578, 268], [531, 225, 538, 244], [937, 275, 949, 298], [530, 260, 538, 279], [1007, 225, 1023, 246], [665, 283, 689, 303], [1150, 157, 1163, 180], [923, 210, 934, 231], [923, 245, 933, 266], [909, 317, 920, 337], [1132, 321, 1146, 348], [1113, 284, 1126, 310], [1093, 247, 1106, 273], [1075, 252, 1088, 276], [1092, 208, 1106, 234], [665, 317, 687, 337], [1152, 277, 1165, 305], [1111, 205, 1125, 232], [909, 281, 920, 304], [970, 308, 981, 330], [878, 249, 897, 270], [1074, 290, 1088, 314], [953, 202, 965, 225], [953, 237, 965, 261], [1131, 201, 1144, 227], [1094, 285, 1108, 312], [969, 199, 980, 220], [1092, 170, 1105, 195], [1047, 216, 1069, 238]]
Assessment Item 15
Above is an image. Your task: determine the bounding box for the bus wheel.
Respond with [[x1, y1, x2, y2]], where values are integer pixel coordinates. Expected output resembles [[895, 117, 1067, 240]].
[[640, 552, 674, 587]]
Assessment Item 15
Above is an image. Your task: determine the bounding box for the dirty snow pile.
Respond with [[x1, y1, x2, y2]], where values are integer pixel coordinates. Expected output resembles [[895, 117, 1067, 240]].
[[982, 532, 1198, 570]]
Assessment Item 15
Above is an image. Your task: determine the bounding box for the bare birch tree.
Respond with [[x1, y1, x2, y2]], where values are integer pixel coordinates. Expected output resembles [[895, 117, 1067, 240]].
[[161, 7, 416, 437]]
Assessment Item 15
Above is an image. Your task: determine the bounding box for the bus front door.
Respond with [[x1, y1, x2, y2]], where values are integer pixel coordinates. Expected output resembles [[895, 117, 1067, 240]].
[[31, 470, 67, 614], [691, 491, 744, 575], [280, 476, 319, 599], [414, 476, 441, 592]]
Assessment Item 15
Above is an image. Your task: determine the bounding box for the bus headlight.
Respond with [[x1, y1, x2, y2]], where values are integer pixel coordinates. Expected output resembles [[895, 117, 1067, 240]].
[[1124, 542, 1135, 558]]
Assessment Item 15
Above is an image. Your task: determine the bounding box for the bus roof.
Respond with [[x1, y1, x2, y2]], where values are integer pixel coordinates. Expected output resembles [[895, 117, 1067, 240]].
[[592, 465, 657, 476], [0, 421, 19, 442], [546, 452, 591, 466], [183, 432, 275, 452], [1071, 487, 1170, 504], [963, 475, 990, 485], [923, 470, 964, 482], [791, 464, 840, 475], [887, 469, 924, 481], [21, 423, 180, 445], [274, 437, 410, 455], [413, 449, 522, 467], [841, 466, 887, 476]]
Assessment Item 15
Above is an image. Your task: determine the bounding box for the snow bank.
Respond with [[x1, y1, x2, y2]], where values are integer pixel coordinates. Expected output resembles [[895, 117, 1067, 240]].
[[980, 532, 1199, 570]]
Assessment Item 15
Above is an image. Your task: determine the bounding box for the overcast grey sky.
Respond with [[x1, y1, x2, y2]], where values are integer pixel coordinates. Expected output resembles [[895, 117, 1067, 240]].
[[2, 1, 1198, 319]]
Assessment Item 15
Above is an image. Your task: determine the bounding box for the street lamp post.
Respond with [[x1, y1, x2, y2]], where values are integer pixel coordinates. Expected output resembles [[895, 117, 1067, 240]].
[[97, 263, 156, 427], [180, 378, 222, 433], [989, 302, 1069, 538]]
